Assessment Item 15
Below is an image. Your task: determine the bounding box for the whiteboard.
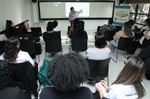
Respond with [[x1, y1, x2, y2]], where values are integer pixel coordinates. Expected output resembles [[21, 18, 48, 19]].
[[38, 1, 115, 20]]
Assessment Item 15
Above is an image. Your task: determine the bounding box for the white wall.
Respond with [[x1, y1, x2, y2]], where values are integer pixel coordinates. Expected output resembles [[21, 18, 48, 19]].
[[0, 0, 115, 32], [31, 2, 108, 32], [0, 0, 32, 31]]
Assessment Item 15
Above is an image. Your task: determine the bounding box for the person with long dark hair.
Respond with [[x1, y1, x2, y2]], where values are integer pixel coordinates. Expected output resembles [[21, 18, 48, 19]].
[[95, 56, 146, 99], [40, 53, 93, 99], [0, 36, 35, 66], [110, 22, 134, 51]]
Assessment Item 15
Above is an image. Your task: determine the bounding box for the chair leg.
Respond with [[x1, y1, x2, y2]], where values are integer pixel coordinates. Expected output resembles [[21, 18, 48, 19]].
[[116, 49, 118, 63], [111, 49, 118, 63], [107, 77, 109, 85]]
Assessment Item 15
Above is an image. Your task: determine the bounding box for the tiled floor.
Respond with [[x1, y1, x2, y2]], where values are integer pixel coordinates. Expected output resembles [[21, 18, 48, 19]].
[[37, 31, 150, 99]]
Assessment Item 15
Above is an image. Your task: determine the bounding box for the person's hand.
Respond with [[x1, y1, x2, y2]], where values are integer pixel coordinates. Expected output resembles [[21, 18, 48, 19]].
[[95, 83, 104, 99], [100, 80, 109, 91]]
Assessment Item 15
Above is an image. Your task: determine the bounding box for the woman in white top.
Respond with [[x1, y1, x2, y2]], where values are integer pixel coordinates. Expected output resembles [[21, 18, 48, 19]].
[[0, 36, 35, 67], [95, 56, 146, 99], [84, 34, 110, 60]]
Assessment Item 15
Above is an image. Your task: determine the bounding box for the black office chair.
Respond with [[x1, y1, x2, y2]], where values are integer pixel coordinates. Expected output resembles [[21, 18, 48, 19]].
[[19, 38, 36, 58], [71, 38, 87, 52], [104, 30, 116, 41], [145, 58, 150, 80], [45, 39, 62, 54], [112, 37, 133, 63], [115, 26, 122, 32], [31, 27, 42, 37], [0, 41, 5, 55], [86, 58, 110, 84], [8, 61, 38, 98]]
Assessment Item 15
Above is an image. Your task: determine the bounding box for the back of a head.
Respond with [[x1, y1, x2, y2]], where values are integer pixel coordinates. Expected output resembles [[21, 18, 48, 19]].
[[18, 22, 27, 33], [73, 18, 80, 30], [0, 60, 10, 87], [113, 56, 145, 98], [53, 20, 58, 29], [123, 22, 133, 37], [70, 7, 74, 11], [4, 36, 20, 63], [47, 21, 54, 31], [47, 53, 89, 91], [95, 33, 107, 48], [78, 20, 84, 31], [108, 18, 113, 24], [128, 20, 134, 26]]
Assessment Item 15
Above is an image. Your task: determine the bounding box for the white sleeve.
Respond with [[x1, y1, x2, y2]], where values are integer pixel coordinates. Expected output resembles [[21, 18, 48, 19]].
[[104, 86, 116, 99], [25, 52, 34, 65]]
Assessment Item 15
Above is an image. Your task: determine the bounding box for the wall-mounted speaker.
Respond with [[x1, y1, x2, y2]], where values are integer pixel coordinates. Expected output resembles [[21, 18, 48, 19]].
[[32, 0, 37, 3]]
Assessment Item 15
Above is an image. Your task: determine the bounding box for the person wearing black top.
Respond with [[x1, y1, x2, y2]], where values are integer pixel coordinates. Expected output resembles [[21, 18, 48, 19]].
[[71, 20, 87, 39], [40, 53, 93, 99], [18, 22, 33, 39], [43, 21, 61, 41], [5, 20, 19, 38], [0, 60, 27, 99]]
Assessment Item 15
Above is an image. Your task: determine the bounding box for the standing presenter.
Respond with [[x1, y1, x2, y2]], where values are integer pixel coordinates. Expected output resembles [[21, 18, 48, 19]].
[[69, 7, 82, 26]]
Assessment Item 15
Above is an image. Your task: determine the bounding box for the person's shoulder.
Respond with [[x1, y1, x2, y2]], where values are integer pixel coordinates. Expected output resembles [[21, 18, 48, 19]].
[[19, 50, 29, 56], [104, 47, 111, 52]]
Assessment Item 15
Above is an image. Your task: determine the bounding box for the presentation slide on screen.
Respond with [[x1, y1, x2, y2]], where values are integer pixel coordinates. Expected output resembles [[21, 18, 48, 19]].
[[65, 3, 90, 17], [39, 2, 114, 19]]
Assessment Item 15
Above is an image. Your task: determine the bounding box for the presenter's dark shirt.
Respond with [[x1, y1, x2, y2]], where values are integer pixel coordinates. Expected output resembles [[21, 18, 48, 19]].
[[40, 87, 93, 99], [43, 31, 61, 41]]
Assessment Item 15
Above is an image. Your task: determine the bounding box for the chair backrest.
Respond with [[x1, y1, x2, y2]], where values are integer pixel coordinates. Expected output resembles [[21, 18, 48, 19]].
[[71, 38, 87, 52], [31, 27, 42, 37], [19, 38, 35, 54], [86, 58, 110, 78], [97, 26, 102, 33], [115, 26, 122, 32], [118, 37, 133, 50], [45, 38, 62, 53], [8, 61, 38, 96], [0, 41, 5, 55], [104, 30, 116, 41]]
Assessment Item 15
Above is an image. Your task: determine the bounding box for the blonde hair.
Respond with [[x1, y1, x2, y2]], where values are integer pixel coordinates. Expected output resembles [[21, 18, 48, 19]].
[[113, 56, 146, 98]]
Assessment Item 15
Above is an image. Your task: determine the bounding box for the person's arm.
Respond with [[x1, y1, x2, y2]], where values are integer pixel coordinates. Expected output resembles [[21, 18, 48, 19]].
[[25, 52, 35, 67], [113, 32, 119, 41]]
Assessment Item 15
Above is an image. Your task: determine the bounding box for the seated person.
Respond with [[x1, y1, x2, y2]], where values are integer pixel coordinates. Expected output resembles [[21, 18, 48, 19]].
[[127, 19, 150, 55], [101, 18, 116, 33], [110, 21, 134, 48], [84, 34, 110, 60], [5, 20, 19, 38], [95, 56, 146, 99], [128, 19, 135, 31], [138, 46, 150, 62], [18, 22, 33, 39], [0, 60, 27, 99], [68, 18, 80, 37], [0, 36, 35, 67], [71, 20, 87, 38], [141, 18, 150, 32], [39, 53, 93, 99], [43, 21, 61, 41]]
